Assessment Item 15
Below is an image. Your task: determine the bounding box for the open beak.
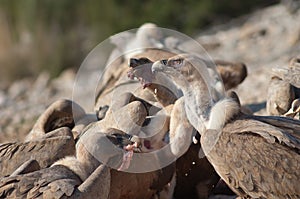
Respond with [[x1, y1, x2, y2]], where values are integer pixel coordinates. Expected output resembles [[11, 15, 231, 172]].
[[129, 135, 142, 150], [129, 58, 140, 68]]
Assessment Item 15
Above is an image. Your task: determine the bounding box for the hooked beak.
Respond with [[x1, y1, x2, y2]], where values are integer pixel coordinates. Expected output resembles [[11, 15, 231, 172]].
[[151, 59, 169, 73]]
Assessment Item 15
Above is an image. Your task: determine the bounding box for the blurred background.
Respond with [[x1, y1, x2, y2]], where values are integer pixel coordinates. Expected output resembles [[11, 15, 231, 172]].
[[0, 0, 279, 88], [1, 0, 300, 142]]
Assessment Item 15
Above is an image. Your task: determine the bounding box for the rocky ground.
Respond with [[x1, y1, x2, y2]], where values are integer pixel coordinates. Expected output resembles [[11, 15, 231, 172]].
[[197, 4, 300, 114], [0, 3, 299, 144]]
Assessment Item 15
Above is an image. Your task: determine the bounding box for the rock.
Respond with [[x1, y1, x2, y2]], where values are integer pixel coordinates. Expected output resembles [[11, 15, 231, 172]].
[[197, 4, 300, 115]]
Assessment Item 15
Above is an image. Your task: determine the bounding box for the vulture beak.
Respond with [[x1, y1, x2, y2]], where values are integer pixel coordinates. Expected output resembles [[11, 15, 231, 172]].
[[151, 60, 169, 73]]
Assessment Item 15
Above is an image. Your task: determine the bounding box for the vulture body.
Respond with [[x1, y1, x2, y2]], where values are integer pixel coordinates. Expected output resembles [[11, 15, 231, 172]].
[[150, 54, 300, 198], [203, 98, 300, 199], [128, 57, 223, 198], [26, 99, 86, 141], [0, 127, 75, 178], [268, 55, 300, 116]]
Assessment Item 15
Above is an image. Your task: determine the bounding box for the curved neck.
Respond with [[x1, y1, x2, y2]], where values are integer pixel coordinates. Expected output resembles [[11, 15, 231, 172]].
[[184, 86, 212, 134], [76, 142, 101, 180], [171, 74, 213, 134]]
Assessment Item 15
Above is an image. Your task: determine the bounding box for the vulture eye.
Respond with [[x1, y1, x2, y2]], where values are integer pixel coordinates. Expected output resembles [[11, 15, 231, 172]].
[[168, 58, 183, 68], [161, 59, 168, 65]]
